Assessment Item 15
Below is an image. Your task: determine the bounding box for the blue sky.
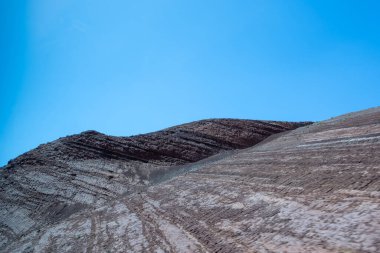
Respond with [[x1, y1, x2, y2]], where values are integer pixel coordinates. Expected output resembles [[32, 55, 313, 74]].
[[1, 0, 380, 166]]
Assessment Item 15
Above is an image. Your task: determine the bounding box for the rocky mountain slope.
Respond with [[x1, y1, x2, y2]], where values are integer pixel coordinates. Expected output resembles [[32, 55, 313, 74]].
[[0, 119, 310, 251], [1, 107, 380, 252]]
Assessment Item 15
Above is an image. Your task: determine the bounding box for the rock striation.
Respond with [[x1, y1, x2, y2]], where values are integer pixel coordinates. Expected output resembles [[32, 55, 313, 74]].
[[1, 107, 380, 252], [0, 119, 309, 251]]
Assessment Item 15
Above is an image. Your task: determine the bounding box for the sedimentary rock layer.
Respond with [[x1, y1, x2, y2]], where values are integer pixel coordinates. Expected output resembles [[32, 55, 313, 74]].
[[0, 119, 309, 250], [3, 107, 379, 253]]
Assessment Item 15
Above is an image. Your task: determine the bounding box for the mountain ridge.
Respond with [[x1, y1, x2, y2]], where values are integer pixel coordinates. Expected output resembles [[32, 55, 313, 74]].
[[0, 118, 310, 251], [1, 108, 379, 252], [3, 119, 311, 168]]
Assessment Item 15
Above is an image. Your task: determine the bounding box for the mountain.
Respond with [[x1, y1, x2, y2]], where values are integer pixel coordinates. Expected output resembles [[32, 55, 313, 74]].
[[0, 119, 310, 251], [1, 107, 379, 252]]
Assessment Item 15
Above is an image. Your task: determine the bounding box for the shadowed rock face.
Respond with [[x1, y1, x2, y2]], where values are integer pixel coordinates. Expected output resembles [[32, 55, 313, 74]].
[[0, 119, 310, 250], [2, 107, 380, 253], [5, 119, 309, 167]]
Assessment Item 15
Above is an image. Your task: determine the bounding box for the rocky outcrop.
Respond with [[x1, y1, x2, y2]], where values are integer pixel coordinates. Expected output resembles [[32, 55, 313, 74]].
[[2, 107, 380, 253], [0, 119, 309, 250], [5, 119, 309, 167]]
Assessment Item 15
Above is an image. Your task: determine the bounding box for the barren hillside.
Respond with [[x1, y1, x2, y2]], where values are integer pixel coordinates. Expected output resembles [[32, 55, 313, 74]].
[[1, 107, 380, 252], [0, 119, 309, 251]]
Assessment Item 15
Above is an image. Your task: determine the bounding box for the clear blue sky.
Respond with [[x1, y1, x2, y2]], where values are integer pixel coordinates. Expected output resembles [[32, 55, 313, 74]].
[[1, 1, 380, 166]]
